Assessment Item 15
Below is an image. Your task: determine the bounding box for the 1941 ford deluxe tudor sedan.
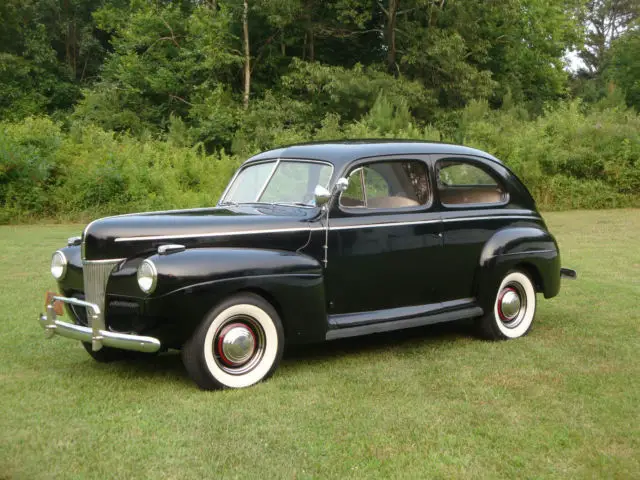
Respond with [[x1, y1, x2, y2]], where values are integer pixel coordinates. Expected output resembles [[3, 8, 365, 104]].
[[40, 141, 576, 389]]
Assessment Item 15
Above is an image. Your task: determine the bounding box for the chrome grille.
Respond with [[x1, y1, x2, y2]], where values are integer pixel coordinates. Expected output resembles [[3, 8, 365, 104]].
[[82, 260, 122, 328]]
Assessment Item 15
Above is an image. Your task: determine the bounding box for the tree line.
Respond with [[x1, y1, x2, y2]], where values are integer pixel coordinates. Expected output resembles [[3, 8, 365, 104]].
[[0, 1, 638, 221], [1, 0, 638, 149]]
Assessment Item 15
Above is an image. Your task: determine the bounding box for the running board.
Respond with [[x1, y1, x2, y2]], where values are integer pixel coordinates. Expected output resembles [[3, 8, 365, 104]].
[[326, 303, 483, 341]]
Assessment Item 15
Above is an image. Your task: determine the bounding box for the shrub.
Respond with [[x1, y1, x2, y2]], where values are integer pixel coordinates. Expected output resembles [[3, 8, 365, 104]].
[[0, 101, 638, 224]]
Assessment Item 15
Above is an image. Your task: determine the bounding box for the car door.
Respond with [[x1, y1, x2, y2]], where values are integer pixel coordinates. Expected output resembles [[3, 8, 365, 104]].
[[324, 157, 443, 315], [433, 155, 515, 302]]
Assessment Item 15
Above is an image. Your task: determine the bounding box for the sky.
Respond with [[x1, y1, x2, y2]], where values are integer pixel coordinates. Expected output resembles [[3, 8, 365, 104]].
[[564, 49, 587, 73]]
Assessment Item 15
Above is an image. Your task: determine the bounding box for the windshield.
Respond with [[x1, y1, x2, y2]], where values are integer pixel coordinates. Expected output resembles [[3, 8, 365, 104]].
[[221, 160, 333, 206]]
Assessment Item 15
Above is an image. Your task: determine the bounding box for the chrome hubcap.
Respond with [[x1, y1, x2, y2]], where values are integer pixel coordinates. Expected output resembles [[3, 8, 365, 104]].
[[498, 287, 521, 321], [217, 323, 256, 366]]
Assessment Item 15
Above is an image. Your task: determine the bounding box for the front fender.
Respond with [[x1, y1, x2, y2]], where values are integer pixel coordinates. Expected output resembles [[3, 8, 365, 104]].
[[143, 248, 327, 346], [148, 247, 322, 296], [476, 227, 561, 310]]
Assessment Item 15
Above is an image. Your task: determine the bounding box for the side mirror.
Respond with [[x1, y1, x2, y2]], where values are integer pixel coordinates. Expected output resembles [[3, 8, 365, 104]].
[[314, 177, 349, 207], [335, 177, 349, 193], [314, 185, 332, 207]]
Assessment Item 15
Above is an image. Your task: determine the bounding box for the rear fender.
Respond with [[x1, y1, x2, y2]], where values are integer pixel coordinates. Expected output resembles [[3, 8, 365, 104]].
[[475, 227, 560, 311]]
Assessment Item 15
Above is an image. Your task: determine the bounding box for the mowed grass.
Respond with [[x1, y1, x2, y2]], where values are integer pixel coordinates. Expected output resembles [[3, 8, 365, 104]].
[[1, 210, 639, 479]]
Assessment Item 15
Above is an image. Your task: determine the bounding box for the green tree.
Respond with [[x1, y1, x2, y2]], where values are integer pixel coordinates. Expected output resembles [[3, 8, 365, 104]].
[[607, 26, 640, 109], [579, 0, 639, 75], [75, 1, 242, 141]]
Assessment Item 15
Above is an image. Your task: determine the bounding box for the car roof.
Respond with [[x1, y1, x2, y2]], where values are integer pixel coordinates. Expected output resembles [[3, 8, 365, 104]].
[[244, 140, 502, 170]]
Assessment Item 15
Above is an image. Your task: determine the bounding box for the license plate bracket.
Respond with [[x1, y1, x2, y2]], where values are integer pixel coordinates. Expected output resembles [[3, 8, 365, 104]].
[[45, 291, 64, 316]]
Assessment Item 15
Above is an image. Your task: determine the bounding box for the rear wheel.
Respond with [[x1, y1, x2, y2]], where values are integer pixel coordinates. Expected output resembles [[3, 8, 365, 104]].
[[182, 293, 284, 390], [478, 270, 537, 340]]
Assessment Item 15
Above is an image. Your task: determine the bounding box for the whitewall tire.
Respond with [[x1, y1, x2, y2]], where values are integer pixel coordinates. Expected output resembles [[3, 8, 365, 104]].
[[182, 293, 284, 390], [478, 270, 537, 340]]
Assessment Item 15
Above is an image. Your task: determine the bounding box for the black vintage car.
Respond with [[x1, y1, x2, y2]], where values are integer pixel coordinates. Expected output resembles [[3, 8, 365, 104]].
[[40, 141, 576, 389]]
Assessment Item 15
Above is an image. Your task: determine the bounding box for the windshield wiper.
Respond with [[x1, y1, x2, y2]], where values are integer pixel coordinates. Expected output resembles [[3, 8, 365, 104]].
[[220, 201, 315, 208]]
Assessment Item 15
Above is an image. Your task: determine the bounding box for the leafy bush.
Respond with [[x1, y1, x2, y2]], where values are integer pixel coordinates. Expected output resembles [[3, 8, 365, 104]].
[[463, 101, 640, 208], [0, 100, 638, 224], [0, 118, 239, 223], [0, 117, 63, 222]]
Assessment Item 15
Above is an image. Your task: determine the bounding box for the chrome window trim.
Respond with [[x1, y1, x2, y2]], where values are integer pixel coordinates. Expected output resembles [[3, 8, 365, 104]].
[[255, 159, 281, 201], [218, 159, 276, 205], [360, 168, 367, 207], [113, 215, 540, 242], [338, 157, 434, 213], [435, 157, 511, 208]]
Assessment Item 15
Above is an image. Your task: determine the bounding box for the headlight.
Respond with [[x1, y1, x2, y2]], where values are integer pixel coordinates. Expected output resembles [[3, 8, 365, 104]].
[[51, 251, 68, 280], [137, 259, 158, 294]]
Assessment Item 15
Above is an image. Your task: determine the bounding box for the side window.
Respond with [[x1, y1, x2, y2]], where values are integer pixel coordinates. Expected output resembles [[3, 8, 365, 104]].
[[340, 160, 431, 209], [437, 160, 507, 205]]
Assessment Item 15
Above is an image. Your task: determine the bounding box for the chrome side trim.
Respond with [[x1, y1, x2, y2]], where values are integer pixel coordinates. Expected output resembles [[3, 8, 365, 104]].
[[499, 249, 555, 256], [39, 296, 161, 353], [115, 227, 316, 243], [115, 220, 439, 242], [114, 215, 540, 242], [330, 219, 440, 231], [442, 215, 539, 223]]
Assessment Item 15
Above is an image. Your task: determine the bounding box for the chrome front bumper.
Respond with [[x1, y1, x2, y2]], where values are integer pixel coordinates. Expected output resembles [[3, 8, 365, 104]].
[[39, 295, 161, 353]]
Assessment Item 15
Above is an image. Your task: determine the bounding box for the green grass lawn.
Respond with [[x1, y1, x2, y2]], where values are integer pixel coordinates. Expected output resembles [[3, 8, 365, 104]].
[[1, 210, 639, 479]]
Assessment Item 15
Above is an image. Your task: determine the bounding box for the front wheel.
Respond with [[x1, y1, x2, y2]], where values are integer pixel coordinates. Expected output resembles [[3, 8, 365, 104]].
[[182, 293, 284, 390], [478, 270, 537, 340]]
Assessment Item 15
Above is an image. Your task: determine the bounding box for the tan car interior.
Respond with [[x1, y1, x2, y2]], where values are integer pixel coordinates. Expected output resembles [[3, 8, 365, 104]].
[[340, 162, 426, 209], [367, 196, 420, 208], [339, 160, 505, 209], [439, 186, 505, 205]]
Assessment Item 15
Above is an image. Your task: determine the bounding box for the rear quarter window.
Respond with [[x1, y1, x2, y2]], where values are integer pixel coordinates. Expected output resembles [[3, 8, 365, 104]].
[[437, 160, 508, 206]]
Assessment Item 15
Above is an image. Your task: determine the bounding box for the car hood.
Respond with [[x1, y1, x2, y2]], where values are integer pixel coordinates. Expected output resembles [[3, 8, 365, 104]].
[[82, 205, 321, 260]]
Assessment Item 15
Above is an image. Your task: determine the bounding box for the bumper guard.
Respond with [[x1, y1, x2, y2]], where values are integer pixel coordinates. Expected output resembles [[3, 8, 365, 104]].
[[39, 296, 161, 353]]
